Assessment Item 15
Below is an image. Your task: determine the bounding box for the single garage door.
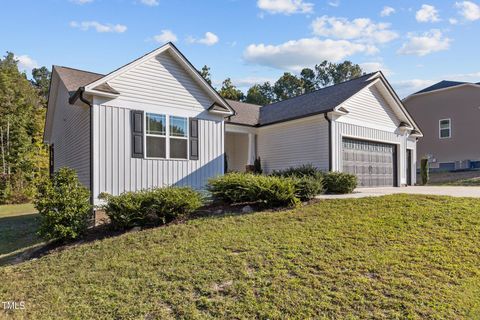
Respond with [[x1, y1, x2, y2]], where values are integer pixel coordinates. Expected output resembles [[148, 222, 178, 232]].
[[342, 138, 397, 187]]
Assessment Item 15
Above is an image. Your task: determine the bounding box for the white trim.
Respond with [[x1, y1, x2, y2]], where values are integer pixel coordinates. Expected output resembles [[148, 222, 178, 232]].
[[439, 118, 451, 139], [84, 89, 119, 99]]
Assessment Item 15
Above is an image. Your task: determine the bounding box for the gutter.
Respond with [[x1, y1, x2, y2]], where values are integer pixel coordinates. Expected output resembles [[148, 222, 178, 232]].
[[324, 113, 332, 171], [70, 87, 94, 206]]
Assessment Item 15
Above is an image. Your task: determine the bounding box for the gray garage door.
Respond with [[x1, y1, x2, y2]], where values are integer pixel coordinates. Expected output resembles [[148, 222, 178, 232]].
[[342, 138, 397, 187]]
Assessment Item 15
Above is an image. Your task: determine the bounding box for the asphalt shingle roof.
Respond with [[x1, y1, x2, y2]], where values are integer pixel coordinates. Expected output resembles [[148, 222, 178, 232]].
[[54, 66, 103, 95], [413, 80, 467, 95], [226, 99, 261, 126]]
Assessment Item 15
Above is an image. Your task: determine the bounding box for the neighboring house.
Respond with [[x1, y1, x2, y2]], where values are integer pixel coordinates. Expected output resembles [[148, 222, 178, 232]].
[[403, 80, 480, 171], [44, 43, 422, 206]]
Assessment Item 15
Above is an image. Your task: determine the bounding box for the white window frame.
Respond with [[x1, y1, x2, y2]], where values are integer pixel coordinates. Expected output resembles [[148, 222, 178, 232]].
[[144, 113, 189, 160], [168, 116, 189, 160], [439, 118, 451, 139]]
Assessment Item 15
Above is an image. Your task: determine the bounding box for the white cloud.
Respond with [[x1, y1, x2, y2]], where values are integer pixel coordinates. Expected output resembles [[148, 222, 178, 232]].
[[328, 0, 340, 7], [393, 79, 437, 97], [311, 16, 398, 44], [69, 21, 127, 33], [244, 38, 377, 72], [257, 0, 314, 15], [398, 29, 451, 56], [153, 30, 177, 43], [455, 1, 480, 21], [70, 0, 93, 4], [187, 32, 219, 46], [140, 0, 159, 6], [380, 6, 395, 17], [360, 62, 392, 76], [415, 4, 440, 22], [15, 55, 38, 72], [449, 18, 459, 24]]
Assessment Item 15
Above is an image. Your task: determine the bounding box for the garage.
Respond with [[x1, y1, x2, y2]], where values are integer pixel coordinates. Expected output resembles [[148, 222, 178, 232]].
[[342, 138, 397, 187]]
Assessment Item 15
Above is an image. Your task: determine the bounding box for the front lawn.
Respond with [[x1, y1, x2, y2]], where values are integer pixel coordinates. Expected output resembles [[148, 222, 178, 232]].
[[0, 204, 42, 265], [1, 195, 480, 319]]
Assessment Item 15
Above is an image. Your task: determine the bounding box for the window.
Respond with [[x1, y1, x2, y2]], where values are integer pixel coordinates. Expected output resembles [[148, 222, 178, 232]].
[[144, 114, 188, 159], [169, 116, 188, 159], [146, 113, 166, 158], [439, 119, 451, 139]]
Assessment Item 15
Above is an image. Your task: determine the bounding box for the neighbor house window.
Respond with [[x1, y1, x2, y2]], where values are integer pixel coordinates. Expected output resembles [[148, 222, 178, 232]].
[[169, 116, 188, 159], [146, 113, 166, 158], [439, 119, 451, 139]]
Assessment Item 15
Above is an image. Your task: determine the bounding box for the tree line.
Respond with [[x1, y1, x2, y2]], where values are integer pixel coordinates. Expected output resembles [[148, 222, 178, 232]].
[[199, 61, 364, 105], [0, 53, 50, 204]]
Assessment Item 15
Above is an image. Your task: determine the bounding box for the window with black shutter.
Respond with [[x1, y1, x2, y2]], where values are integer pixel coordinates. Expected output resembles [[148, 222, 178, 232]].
[[190, 118, 199, 160], [131, 110, 144, 158]]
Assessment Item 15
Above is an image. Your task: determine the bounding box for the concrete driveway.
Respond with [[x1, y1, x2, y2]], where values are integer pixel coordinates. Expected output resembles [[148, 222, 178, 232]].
[[316, 186, 480, 199]]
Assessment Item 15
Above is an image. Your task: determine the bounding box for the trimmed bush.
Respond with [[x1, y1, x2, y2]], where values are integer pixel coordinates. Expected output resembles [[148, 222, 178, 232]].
[[292, 175, 325, 201], [100, 187, 203, 229], [145, 187, 203, 223], [99, 191, 150, 229], [271, 164, 321, 178], [35, 168, 92, 241], [324, 172, 357, 194], [208, 173, 299, 208]]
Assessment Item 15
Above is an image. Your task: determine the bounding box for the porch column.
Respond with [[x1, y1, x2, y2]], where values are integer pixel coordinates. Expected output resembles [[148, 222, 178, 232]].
[[247, 133, 256, 165]]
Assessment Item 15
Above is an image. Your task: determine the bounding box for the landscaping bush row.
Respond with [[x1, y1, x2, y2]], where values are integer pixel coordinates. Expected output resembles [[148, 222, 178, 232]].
[[99, 187, 203, 229]]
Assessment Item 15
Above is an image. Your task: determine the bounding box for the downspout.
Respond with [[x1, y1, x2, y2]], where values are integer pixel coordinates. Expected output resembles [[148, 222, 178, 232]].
[[324, 113, 332, 171], [75, 87, 95, 206]]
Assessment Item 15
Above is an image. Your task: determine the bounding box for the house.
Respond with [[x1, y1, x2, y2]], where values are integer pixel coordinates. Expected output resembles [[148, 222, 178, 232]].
[[44, 43, 422, 206], [403, 80, 480, 171]]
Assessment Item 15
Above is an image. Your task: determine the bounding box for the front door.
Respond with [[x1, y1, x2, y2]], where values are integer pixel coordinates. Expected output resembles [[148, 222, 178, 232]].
[[406, 149, 412, 186]]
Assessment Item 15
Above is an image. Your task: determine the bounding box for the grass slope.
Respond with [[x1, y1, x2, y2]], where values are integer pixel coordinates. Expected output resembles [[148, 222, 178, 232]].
[[1, 195, 480, 319], [0, 204, 41, 262]]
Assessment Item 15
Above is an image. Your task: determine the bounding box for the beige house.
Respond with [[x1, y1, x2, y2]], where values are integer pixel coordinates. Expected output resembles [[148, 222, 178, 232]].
[[403, 81, 480, 170]]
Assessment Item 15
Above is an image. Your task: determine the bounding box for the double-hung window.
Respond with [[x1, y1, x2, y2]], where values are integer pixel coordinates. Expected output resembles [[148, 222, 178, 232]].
[[169, 116, 188, 159], [439, 119, 451, 139], [145, 113, 188, 159], [146, 113, 166, 158]]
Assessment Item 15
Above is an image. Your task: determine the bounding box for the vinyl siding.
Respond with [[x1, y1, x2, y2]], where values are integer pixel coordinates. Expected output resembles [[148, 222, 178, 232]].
[[51, 80, 90, 189], [93, 105, 223, 201], [257, 115, 329, 173], [108, 51, 212, 111], [339, 85, 400, 130]]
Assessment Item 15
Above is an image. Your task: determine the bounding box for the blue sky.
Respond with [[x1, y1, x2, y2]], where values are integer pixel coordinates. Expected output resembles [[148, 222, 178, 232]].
[[2, 0, 480, 97]]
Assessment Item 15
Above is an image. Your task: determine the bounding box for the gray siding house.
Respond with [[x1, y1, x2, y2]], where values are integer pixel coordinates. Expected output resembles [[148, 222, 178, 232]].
[[44, 43, 422, 206], [403, 81, 480, 170]]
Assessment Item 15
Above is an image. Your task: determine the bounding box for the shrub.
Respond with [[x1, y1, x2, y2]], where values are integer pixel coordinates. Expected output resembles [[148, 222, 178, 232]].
[[99, 191, 150, 229], [271, 164, 322, 178], [323, 172, 357, 194], [421, 158, 429, 185], [100, 187, 203, 229], [144, 187, 203, 223], [292, 175, 325, 201], [208, 173, 299, 208], [35, 168, 92, 241]]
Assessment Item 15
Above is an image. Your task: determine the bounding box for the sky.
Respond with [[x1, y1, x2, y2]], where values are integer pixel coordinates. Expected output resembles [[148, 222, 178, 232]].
[[2, 0, 480, 97]]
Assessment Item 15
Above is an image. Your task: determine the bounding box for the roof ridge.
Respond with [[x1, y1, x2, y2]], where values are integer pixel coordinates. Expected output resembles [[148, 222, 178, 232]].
[[262, 72, 377, 109], [54, 65, 105, 76]]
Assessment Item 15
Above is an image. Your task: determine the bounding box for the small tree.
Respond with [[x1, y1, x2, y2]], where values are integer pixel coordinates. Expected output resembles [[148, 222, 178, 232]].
[[253, 157, 262, 174], [420, 158, 429, 185], [35, 168, 92, 241]]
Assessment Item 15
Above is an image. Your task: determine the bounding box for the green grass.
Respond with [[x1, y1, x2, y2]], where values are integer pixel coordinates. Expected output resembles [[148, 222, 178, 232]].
[[441, 177, 480, 186], [0, 203, 42, 265], [1, 195, 480, 319]]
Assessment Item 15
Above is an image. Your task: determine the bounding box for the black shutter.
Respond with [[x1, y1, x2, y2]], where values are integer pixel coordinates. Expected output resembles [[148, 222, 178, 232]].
[[131, 110, 144, 158], [189, 118, 199, 160]]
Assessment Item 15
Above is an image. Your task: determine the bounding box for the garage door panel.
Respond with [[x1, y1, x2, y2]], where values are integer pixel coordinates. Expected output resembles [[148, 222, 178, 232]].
[[342, 138, 397, 188]]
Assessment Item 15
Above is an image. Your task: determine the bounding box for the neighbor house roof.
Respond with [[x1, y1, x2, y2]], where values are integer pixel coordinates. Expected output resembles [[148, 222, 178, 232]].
[[226, 72, 377, 127], [54, 66, 103, 95], [413, 80, 467, 95]]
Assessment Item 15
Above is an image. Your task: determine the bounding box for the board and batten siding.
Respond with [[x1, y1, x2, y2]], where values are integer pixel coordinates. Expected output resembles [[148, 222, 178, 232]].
[[51, 80, 90, 188], [257, 115, 329, 173], [92, 105, 223, 202]]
